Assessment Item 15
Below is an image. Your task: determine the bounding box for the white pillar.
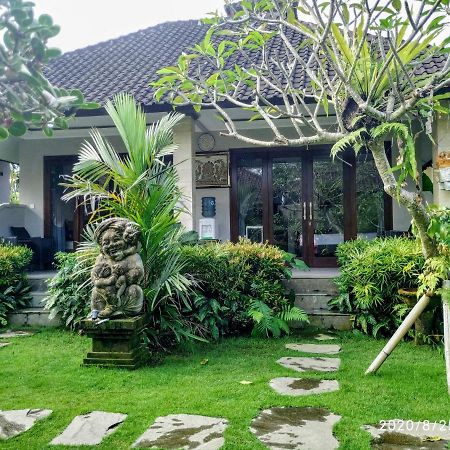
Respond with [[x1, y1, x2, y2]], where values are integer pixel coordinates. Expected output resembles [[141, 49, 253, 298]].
[[173, 117, 196, 231], [434, 114, 450, 394]]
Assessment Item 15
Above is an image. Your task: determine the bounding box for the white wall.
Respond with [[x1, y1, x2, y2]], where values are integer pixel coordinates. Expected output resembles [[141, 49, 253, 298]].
[[434, 114, 450, 207], [0, 161, 10, 205], [18, 135, 126, 237], [0, 204, 41, 238]]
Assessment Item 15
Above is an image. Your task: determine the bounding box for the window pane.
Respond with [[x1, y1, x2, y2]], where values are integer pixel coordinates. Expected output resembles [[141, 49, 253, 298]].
[[237, 158, 263, 242], [356, 152, 385, 238]]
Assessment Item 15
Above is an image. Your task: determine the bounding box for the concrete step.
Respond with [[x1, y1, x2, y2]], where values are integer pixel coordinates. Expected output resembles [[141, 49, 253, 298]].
[[284, 278, 339, 296], [295, 293, 334, 313], [8, 307, 60, 327], [30, 292, 48, 308], [27, 271, 56, 292], [292, 311, 352, 331]]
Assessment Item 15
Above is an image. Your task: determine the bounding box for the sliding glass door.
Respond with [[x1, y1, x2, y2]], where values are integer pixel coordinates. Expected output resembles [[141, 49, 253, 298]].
[[231, 148, 389, 267]]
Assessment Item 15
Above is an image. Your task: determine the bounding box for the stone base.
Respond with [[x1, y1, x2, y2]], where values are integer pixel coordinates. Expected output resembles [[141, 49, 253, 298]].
[[80, 316, 148, 370]]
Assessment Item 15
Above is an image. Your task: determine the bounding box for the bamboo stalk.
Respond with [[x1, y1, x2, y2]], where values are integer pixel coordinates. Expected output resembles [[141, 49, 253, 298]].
[[365, 294, 431, 375]]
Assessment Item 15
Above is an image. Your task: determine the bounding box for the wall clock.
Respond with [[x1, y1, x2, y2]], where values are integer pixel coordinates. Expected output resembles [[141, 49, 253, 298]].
[[198, 133, 215, 152]]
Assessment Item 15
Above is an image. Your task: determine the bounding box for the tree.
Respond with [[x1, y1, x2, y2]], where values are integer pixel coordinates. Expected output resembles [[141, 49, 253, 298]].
[[0, 0, 96, 139], [153, 0, 450, 377], [153, 0, 449, 260]]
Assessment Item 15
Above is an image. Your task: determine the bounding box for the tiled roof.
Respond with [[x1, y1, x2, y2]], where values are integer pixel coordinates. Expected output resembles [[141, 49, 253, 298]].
[[45, 19, 447, 111]]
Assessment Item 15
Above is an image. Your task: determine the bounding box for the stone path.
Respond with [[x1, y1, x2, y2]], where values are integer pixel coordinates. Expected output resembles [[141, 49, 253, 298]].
[[0, 409, 52, 440], [270, 377, 339, 396], [314, 333, 337, 341], [277, 356, 341, 372], [258, 341, 343, 448], [133, 414, 228, 449], [364, 420, 450, 449], [0, 330, 32, 338], [285, 343, 341, 354], [50, 411, 127, 446], [0, 338, 345, 448], [251, 407, 341, 450]]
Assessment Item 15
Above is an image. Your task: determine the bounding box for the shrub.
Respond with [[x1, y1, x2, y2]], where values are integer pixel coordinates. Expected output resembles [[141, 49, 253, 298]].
[[180, 238, 308, 337], [330, 237, 425, 336], [0, 244, 32, 326], [45, 252, 93, 330]]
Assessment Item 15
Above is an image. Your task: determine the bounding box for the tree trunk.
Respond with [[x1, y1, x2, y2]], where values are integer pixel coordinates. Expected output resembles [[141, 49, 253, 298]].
[[368, 140, 438, 259]]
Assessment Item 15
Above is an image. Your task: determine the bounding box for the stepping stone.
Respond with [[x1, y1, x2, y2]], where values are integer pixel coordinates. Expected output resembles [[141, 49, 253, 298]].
[[0, 343, 10, 348], [269, 377, 339, 396], [0, 331, 32, 338], [251, 407, 340, 450], [50, 411, 126, 446], [286, 343, 341, 354], [364, 420, 450, 449], [0, 409, 52, 439], [277, 357, 341, 372], [314, 334, 337, 341], [133, 414, 228, 449]]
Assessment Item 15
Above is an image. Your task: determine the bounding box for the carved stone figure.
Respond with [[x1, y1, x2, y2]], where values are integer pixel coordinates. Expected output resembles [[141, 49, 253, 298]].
[[91, 218, 144, 319]]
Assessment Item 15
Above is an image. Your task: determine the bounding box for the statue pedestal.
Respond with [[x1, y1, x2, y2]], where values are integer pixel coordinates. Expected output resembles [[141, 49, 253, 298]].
[[81, 315, 147, 370]]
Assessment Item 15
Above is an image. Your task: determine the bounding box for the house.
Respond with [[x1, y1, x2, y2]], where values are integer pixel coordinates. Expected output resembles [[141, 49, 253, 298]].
[[0, 18, 448, 268]]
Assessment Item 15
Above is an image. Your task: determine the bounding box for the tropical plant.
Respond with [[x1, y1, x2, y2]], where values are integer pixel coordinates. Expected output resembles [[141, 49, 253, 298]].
[[45, 252, 92, 330], [0, 0, 97, 139], [330, 237, 425, 337], [62, 93, 198, 348], [0, 243, 32, 326], [180, 239, 308, 337]]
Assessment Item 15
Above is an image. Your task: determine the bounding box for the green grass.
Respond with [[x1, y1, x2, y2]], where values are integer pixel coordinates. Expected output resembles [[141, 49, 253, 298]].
[[0, 329, 449, 449]]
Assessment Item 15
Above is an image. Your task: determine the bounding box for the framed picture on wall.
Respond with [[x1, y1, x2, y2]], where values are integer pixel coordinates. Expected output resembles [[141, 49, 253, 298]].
[[195, 152, 230, 188]]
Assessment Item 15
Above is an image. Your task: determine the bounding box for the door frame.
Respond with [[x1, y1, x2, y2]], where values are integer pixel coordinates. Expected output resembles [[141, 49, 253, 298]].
[[43, 155, 85, 248], [230, 144, 392, 267]]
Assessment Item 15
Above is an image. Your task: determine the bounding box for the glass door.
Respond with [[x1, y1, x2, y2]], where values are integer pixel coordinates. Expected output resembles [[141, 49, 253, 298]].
[[271, 157, 304, 257], [231, 149, 388, 267], [236, 157, 265, 243], [308, 154, 345, 266]]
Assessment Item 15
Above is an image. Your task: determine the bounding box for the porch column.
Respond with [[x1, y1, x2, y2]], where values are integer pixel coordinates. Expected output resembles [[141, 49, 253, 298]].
[[433, 113, 450, 394], [433, 115, 450, 207], [173, 117, 196, 231]]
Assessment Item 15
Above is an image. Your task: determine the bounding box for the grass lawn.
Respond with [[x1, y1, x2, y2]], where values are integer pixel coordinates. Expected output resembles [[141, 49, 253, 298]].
[[0, 329, 449, 449]]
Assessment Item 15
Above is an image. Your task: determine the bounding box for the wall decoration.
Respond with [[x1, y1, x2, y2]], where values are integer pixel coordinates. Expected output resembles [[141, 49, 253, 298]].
[[195, 153, 229, 188], [197, 133, 216, 152]]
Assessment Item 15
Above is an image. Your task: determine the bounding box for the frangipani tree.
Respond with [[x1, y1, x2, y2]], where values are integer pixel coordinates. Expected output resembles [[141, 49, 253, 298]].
[[154, 0, 449, 259], [153, 0, 450, 378], [0, 0, 97, 138]]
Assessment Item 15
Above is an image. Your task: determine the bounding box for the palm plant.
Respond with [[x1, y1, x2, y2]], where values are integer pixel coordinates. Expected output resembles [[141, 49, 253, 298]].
[[62, 93, 195, 345]]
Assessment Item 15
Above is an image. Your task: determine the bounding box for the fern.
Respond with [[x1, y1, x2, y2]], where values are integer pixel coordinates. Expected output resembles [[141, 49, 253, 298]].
[[331, 127, 366, 157], [248, 300, 308, 337]]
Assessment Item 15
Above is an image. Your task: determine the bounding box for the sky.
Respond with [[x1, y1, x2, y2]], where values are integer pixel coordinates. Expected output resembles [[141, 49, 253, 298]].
[[33, 0, 226, 53]]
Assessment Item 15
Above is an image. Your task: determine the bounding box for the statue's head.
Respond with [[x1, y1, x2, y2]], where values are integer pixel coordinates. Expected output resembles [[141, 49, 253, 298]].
[[94, 218, 141, 261]]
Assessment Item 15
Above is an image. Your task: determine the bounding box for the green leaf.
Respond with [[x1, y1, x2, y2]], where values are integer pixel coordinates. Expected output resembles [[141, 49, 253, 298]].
[[38, 14, 53, 27], [8, 121, 27, 137], [31, 37, 45, 59], [80, 102, 100, 110], [45, 48, 62, 59], [392, 0, 401, 12], [0, 127, 9, 140], [43, 125, 53, 137]]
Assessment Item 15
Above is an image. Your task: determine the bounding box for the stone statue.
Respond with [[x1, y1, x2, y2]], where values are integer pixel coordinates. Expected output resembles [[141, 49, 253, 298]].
[[90, 218, 144, 319]]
